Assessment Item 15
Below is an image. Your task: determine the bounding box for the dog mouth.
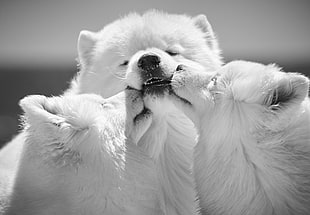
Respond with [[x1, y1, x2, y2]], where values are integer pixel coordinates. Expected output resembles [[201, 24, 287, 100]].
[[143, 77, 172, 88], [126, 64, 193, 106], [142, 65, 193, 105], [169, 90, 192, 106], [133, 106, 152, 124], [169, 65, 193, 106], [125, 86, 152, 123], [141, 76, 173, 96]]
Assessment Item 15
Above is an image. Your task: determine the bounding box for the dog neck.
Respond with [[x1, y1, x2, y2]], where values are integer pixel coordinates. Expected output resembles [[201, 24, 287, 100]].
[[195, 99, 310, 215], [138, 107, 200, 214]]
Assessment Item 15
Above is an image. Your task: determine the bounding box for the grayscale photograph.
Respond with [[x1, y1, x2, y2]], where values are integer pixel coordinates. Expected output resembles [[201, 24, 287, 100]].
[[0, 0, 310, 214]]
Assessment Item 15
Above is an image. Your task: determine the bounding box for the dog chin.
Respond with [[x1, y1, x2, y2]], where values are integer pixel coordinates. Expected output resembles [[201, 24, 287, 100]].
[[170, 89, 193, 107]]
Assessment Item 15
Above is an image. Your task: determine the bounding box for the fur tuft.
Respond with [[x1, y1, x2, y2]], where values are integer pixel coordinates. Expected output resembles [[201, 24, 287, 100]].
[[173, 60, 310, 215]]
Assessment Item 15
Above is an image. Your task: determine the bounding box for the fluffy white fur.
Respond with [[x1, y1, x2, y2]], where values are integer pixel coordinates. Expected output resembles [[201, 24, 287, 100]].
[[121, 12, 222, 215], [6, 92, 170, 215], [1, 10, 222, 214], [161, 60, 310, 215]]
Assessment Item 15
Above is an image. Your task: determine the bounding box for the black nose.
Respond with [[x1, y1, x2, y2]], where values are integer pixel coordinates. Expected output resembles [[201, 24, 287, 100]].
[[176, 64, 184, 71], [137, 54, 160, 70]]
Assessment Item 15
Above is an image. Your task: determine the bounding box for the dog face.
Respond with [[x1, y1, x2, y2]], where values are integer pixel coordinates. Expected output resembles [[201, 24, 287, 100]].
[[73, 10, 222, 99], [9, 91, 158, 215], [19, 91, 152, 167], [166, 62, 310, 215], [172, 61, 309, 127]]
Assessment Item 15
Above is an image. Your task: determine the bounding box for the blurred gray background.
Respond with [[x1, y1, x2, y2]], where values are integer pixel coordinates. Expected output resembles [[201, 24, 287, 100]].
[[1, 0, 310, 147]]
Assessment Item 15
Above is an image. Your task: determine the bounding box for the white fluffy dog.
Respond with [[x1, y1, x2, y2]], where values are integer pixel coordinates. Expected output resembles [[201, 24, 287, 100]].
[[145, 60, 310, 215], [6, 91, 165, 215]]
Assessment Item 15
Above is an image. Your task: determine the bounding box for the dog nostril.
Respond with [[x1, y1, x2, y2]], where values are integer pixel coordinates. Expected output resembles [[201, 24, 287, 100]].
[[137, 54, 160, 69], [176, 64, 184, 71]]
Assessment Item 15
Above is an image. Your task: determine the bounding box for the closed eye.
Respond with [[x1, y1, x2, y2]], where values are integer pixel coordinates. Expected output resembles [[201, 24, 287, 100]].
[[266, 86, 295, 110], [165, 50, 179, 56], [120, 60, 129, 66]]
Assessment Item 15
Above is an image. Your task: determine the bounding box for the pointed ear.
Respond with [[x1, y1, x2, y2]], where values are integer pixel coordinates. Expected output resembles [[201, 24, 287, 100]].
[[267, 72, 309, 109], [193, 14, 220, 54], [19, 95, 73, 136], [77, 30, 98, 67]]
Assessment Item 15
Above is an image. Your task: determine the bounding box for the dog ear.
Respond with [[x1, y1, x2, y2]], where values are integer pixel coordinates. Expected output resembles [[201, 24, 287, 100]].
[[266, 72, 309, 110], [19, 95, 82, 141], [77, 30, 98, 67], [193, 14, 220, 54]]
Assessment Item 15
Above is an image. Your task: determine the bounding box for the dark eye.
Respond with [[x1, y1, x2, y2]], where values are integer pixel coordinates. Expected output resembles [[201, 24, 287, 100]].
[[120, 60, 129, 66], [165, 50, 179, 56]]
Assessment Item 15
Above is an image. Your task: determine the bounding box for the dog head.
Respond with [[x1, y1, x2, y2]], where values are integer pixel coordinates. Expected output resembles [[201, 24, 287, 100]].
[[72, 10, 222, 99]]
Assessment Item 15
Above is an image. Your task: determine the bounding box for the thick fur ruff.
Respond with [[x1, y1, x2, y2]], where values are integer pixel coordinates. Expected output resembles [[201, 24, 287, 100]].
[[154, 60, 310, 215], [6, 93, 168, 215]]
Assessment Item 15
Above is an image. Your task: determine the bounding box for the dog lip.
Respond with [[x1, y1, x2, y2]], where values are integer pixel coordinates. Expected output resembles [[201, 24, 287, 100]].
[[141, 76, 172, 96], [143, 77, 172, 88], [169, 89, 192, 106], [126, 85, 143, 92], [133, 107, 152, 124], [126, 85, 137, 90]]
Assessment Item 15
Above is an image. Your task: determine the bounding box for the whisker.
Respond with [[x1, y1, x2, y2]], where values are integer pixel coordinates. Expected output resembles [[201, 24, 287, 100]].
[[85, 66, 127, 82], [107, 66, 127, 81]]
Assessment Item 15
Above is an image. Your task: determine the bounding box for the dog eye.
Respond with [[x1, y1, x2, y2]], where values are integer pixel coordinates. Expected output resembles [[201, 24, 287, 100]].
[[165, 50, 179, 56], [120, 60, 129, 66]]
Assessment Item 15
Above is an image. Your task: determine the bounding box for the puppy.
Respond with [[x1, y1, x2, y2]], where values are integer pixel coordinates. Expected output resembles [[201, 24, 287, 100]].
[[146, 60, 310, 215], [5, 91, 172, 215]]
